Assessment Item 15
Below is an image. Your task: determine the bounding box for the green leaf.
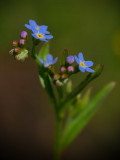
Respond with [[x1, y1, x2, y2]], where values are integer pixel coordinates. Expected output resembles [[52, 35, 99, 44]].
[[61, 82, 115, 149], [38, 42, 49, 60], [71, 88, 91, 117], [38, 66, 57, 108], [38, 75, 45, 88]]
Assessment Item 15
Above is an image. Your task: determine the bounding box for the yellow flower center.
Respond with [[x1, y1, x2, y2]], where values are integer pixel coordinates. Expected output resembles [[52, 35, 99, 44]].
[[36, 33, 44, 39], [36, 27, 40, 30], [80, 61, 86, 68]]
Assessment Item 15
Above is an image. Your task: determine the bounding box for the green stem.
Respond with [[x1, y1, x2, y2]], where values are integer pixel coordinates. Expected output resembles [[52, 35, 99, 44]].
[[54, 117, 62, 160]]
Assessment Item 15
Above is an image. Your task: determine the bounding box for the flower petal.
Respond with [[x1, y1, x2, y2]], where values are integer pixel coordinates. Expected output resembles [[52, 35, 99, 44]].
[[39, 38, 48, 42], [40, 25, 50, 34], [74, 56, 80, 64], [25, 24, 32, 30], [44, 35, 53, 39], [86, 67, 95, 73], [31, 33, 39, 39], [46, 54, 53, 63], [79, 66, 85, 72], [78, 52, 84, 61], [85, 61, 93, 67], [29, 20, 37, 27], [52, 57, 58, 64], [39, 59, 44, 65]]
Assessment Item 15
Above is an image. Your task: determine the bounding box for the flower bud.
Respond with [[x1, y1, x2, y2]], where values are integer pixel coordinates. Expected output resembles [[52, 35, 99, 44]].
[[56, 80, 62, 87], [14, 47, 21, 53], [12, 41, 18, 47], [67, 66, 74, 72], [60, 67, 66, 72], [53, 74, 60, 80], [20, 31, 28, 39], [61, 74, 67, 79], [19, 39, 26, 45], [66, 56, 74, 64]]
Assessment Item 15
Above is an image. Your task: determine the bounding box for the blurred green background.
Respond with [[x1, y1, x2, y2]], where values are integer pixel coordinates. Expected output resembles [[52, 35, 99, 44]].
[[0, 0, 120, 159]]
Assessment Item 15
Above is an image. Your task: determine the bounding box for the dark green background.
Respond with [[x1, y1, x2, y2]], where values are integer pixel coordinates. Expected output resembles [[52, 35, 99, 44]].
[[0, 0, 120, 159]]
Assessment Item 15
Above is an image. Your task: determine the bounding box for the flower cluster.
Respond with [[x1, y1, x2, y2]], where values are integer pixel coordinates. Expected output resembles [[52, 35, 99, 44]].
[[40, 52, 94, 86], [9, 31, 28, 61], [9, 20, 95, 84]]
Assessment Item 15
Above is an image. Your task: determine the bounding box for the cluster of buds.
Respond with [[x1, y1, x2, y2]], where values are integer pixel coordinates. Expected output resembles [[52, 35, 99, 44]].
[[51, 55, 76, 86], [9, 31, 28, 61]]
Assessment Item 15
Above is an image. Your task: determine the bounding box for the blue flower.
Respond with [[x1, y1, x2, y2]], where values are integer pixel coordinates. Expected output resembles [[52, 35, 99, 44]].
[[39, 54, 58, 67], [25, 20, 53, 42], [74, 53, 95, 72], [25, 20, 49, 34]]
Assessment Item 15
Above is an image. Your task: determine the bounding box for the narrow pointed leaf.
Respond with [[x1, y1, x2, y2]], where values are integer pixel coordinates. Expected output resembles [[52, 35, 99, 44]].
[[61, 82, 115, 149], [71, 88, 91, 117]]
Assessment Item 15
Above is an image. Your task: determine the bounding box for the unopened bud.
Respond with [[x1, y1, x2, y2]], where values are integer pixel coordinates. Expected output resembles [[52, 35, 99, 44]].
[[19, 39, 26, 45], [66, 56, 74, 64], [53, 74, 60, 80], [61, 74, 67, 79], [67, 66, 74, 72], [12, 41, 18, 47], [60, 67, 66, 72], [20, 31, 28, 39], [14, 47, 21, 53]]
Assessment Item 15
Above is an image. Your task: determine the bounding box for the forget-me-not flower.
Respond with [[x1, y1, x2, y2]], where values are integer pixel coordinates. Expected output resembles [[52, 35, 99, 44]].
[[25, 20, 53, 42], [39, 54, 58, 67], [74, 53, 95, 73]]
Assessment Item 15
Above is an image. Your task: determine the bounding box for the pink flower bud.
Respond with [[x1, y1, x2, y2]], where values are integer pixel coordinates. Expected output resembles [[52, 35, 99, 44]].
[[66, 56, 74, 64], [12, 41, 18, 47], [19, 39, 26, 45], [60, 67, 66, 72], [20, 31, 28, 39], [61, 74, 67, 79], [67, 66, 74, 72], [53, 74, 60, 80]]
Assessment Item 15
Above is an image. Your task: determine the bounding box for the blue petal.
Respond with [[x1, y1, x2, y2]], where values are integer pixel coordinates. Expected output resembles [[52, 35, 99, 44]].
[[39, 59, 44, 65], [52, 57, 58, 64], [40, 25, 50, 34], [29, 20, 37, 27], [25, 24, 32, 30], [79, 66, 85, 72], [31, 27, 39, 33], [44, 35, 53, 39], [86, 67, 95, 73], [31, 33, 39, 39], [74, 56, 80, 64], [46, 54, 53, 63], [85, 61, 93, 67], [40, 38, 48, 42], [78, 52, 84, 61]]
